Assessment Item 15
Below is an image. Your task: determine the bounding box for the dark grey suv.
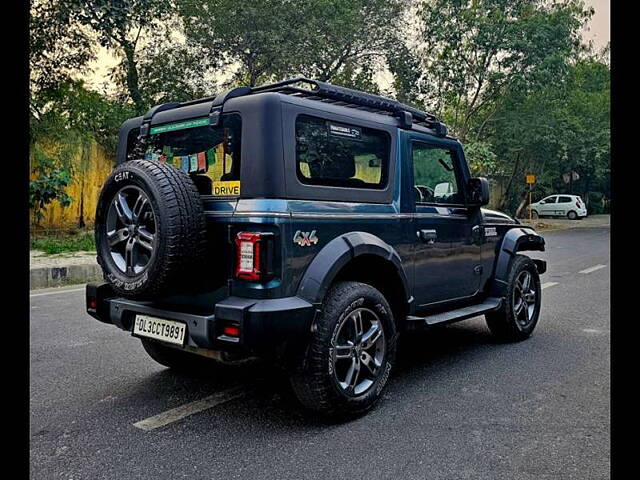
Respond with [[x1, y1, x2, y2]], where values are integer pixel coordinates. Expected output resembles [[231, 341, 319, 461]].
[[86, 78, 546, 418]]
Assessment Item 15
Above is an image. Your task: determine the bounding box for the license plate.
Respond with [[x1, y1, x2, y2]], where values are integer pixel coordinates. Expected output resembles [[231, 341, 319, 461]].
[[132, 314, 187, 346]]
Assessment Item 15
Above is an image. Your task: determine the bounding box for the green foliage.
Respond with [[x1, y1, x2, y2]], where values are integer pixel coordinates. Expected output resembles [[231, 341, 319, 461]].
[[464, 141, 498, 177], [29, 0, 96, 103], [177, 0, 407, 88], [415, 0, 593, 141], [30, 230, 96, 255], [29, 146, 73, 226]]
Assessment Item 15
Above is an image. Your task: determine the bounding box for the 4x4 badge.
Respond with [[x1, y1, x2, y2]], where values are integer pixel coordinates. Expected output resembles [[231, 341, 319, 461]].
[[293, 230, 318, 247]]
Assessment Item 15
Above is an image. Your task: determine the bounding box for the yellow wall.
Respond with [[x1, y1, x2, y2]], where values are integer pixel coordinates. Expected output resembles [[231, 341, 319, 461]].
[[30, 140, 115, 230]]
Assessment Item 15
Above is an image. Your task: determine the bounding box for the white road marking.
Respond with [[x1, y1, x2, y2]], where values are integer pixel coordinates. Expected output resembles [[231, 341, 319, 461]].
[[30, 287, 85, 298], [579, 264, 607, 274], [133, 386, 251, 431], [541, 282, 559, 290], [582, 328, 608, 334]]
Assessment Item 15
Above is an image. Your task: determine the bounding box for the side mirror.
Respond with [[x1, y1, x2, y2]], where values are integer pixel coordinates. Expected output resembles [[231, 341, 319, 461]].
[[468, 177, 490, 206]]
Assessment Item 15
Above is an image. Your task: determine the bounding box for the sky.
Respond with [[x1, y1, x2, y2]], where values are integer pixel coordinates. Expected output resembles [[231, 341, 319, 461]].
[[582, 0, 610, 51], [83, 0, 611, 94]]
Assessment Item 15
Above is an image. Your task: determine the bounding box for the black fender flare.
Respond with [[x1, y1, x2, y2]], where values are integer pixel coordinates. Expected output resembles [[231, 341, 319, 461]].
[[490, 227, 546, 297], [296, 231, 410, 307]]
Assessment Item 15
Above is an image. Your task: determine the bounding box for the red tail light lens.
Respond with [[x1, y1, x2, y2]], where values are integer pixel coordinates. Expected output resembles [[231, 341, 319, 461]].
[[222, 324, 241, 337], [576, 201, 580, 208], [235, 232, 263, 281]]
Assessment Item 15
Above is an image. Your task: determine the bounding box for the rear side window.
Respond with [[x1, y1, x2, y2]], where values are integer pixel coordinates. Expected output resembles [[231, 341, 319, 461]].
[[134, 114, 242, 196], [295, 115, 390, 189], [557, 196, 572, 203]]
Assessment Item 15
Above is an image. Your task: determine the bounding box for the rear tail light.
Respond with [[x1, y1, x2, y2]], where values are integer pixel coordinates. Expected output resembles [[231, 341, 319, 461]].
[[222, 323, 240, 338], [234, 232, 273, 281], [576, 201, 581, 208]]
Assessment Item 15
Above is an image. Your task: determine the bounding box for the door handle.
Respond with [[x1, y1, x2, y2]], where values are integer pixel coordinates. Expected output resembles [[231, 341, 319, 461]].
[[418, 229, 437, 243]]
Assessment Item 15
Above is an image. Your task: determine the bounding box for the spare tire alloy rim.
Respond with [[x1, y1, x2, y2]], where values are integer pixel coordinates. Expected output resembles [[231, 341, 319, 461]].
[[513, 270, 536, 327], [332, 307, 386, 396], [106, 186, 156, 275]]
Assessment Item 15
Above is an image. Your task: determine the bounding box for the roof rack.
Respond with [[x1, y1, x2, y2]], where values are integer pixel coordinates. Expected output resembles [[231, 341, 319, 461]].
[[139, 77, 447, 137], [251, 78, 447, 135]]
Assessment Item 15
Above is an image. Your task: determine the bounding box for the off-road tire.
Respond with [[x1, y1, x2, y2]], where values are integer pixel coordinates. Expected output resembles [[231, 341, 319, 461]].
[[95, 159, 207, 299], [567, 210, 578, 220], [486, 255, 541, 342], [289, 281, 397, 419]]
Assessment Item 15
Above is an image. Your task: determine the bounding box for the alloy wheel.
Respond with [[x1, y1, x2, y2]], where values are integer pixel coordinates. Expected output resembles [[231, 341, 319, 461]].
[[331, 307, 386, 396], [512, 270, 537, 328], [106, 186, 157, 275]]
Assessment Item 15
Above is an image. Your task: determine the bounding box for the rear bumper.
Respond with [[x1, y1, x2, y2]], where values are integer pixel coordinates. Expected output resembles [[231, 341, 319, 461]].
[[86, 282, 316, 351]]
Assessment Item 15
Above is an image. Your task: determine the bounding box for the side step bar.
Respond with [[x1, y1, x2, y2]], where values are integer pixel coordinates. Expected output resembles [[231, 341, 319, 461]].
[[407, 297, 503, 326]]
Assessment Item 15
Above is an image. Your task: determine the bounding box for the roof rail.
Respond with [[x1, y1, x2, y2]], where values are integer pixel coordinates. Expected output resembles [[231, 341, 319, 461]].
[[250, 77, 447, 135], [139, 78, 447, 136]]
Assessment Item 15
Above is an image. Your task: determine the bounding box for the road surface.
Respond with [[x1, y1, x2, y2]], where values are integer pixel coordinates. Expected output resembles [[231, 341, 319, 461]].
[[30, 224, 610, 479]]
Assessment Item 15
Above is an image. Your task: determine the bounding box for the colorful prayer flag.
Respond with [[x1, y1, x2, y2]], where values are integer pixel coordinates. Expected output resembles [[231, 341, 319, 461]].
[[197, 152, 207, 172]]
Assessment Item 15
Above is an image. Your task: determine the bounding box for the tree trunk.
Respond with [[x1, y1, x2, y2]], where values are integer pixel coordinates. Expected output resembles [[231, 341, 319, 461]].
[[514, 189, 530, 219], [499, 151, 521, 211], [123, 43, 144, 114]]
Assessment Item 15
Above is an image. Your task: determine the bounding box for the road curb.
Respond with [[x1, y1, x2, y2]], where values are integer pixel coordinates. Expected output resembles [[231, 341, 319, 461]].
[[30, 264, 102, 290]]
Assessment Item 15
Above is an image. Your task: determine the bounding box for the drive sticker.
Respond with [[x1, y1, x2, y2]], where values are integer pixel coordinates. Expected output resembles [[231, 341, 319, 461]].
[[149, 117, 210, 135], [327, 122, 362, 140], [212, 181, 241, 196]]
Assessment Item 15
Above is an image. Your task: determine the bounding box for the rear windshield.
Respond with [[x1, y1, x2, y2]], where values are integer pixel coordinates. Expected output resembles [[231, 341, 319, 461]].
[[295, 114, 390, 189], [133, 113, 242, 196]]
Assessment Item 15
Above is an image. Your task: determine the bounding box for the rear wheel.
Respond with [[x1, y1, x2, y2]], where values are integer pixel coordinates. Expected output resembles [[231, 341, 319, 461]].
[[567, 210, 578, 220], [290, 281, 396, 418], [486, 255, 541, 342]]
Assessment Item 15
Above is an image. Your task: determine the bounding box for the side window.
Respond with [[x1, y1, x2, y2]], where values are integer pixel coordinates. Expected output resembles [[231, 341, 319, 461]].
[[557, 196, 572, 203], [412, 142, 464, 205], [542, 196, 557, 203], [295, 115, 390, 189]]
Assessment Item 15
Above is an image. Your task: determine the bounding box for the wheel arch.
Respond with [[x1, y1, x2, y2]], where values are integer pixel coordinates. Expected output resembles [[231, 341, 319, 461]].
[[296, 232, 411, 324], [490, 227, 546, 297]]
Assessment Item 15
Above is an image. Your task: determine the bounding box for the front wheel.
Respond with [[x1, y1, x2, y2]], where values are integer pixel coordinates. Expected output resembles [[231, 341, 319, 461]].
[[290, 281, 396, 419], [531, 210, 539, 219], [486, 255, 541, 342]]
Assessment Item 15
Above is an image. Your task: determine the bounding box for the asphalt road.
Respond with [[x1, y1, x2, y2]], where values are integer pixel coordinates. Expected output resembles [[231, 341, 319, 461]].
[[30, 224, 610, 480]]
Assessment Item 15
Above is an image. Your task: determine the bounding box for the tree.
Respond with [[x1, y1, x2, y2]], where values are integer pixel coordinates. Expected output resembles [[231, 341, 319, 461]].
[[64, 0, 174, 114], [483, 54, 609, 214], [29, 0, 95, 116], [177, 0, 408, 89], [413, 0, 592, 141]]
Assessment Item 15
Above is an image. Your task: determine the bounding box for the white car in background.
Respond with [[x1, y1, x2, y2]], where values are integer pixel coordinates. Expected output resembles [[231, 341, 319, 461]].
[[529, 194, 588, 220]]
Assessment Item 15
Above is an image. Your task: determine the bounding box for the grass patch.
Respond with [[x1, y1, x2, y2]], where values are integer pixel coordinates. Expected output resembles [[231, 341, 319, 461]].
[[31, 230, 96, 255]]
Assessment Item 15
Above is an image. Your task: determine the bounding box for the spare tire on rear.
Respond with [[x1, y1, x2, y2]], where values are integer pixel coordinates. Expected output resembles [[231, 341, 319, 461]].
[[95, 159, 207, 299]]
